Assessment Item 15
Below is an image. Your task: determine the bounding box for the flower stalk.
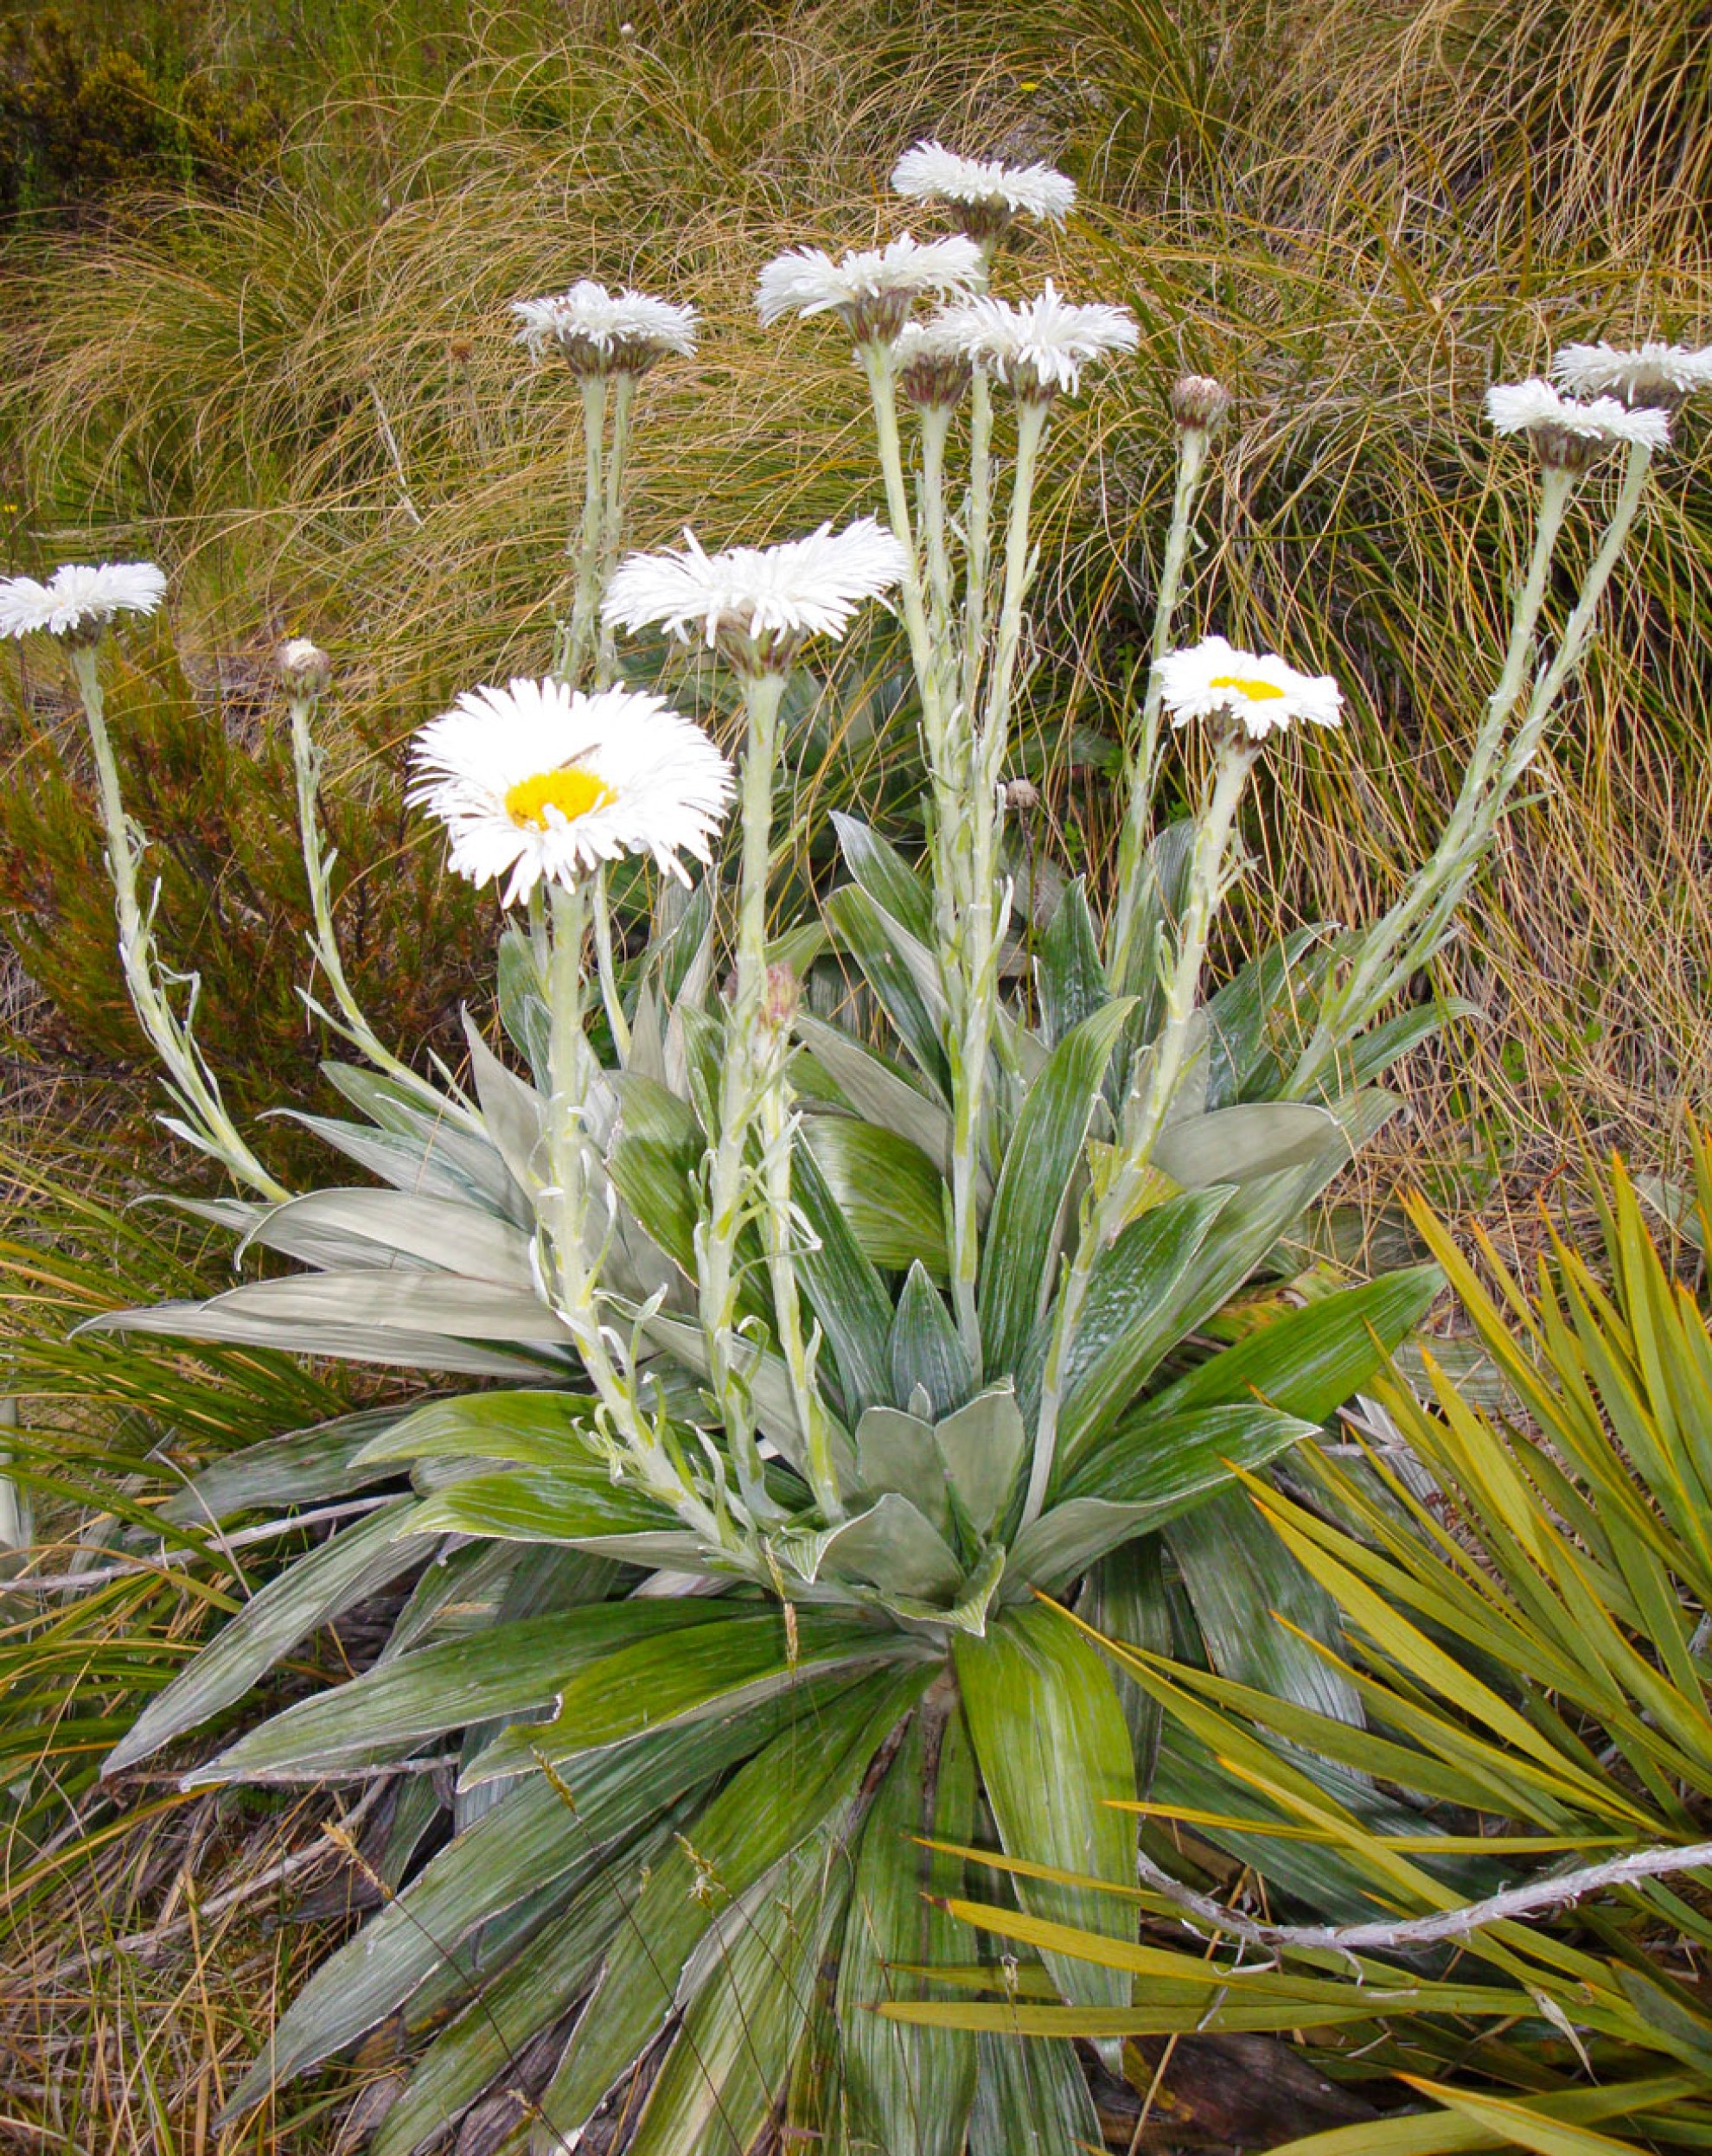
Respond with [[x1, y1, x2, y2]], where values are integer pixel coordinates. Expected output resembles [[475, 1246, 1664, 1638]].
[[68, 641, 288, 1202], [1023, 730, 1259, 1525]]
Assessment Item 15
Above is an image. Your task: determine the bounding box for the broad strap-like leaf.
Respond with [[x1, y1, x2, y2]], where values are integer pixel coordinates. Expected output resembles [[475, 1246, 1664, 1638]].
[[838, 1694, 980, 2156], [826, 881, 952, 1097], [834, 809, 936, 945], [955, 1602, 1134, 2012], [967, 2028, 1104, 2155], [236, 1187, 536, 1287], [792, 1129, 896, 1419], [802, 1113, 949, 1278], [933, 1383, 1027, 1537], [795, 1011, 955, 1178], [81, 1297, 554, 1378], [158, 1405, 412, 1525], [892, 1260, 976, 1419], [1037, 877, 1108, 1049], [980, 998, 1134, 1374], [105, 1497, 437, 1774], [535, 1663, 933, 2141], [192, 1600, 733, 1784], [1152, 1100, 1345, 1189]]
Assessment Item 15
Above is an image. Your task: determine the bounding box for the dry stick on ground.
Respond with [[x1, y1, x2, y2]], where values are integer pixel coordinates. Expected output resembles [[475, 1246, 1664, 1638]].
[[44, 1776, 390, 1985], [1129, 1837, 1712, 1961]]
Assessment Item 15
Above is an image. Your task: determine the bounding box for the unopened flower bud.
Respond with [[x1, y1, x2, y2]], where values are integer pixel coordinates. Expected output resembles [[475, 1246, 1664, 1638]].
[[761, 963, 801, 1033], [448, 337, 475, 366], [1171, 374, 1231, 432], [1003, 776, 1039, 810], [278, 638, 332, 698]]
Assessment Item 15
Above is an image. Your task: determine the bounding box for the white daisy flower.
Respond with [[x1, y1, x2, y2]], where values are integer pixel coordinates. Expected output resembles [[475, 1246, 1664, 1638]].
[[893, 317, 975, 408], [603, 517, 910, 673], [755, 233, 984, 342], [889, 139, 1076, 239], [1485, 379, 1669, 469], [510, 282, 698, 377], [1550, 339, 1712, 411], [1156, 635, 1342, 742], [933, 280, 1138, 400], [408, 679, 732, 903], [0, 560, 166, 644]]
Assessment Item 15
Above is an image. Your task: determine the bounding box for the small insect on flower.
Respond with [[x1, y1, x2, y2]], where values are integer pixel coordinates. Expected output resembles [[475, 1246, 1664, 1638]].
[[511, 282, 698, 378], [889, 139, 1076, 241], [1485, 379, 1670, 470], [1157, 635, 1343, 741], [932, 281, 1138, 401], [0, 560, 166, 644], [409, 679, 733, 905], [1549, 339, 1712, 412], [604, 518, 910, 675], [755, 233, 984, 344]]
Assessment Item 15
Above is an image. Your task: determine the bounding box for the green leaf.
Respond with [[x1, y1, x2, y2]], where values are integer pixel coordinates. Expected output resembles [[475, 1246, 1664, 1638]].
[[892, 1261, 975, 1419], [236, 1188, 536, 1288], [496, 922, 551, 1081], [802, 1493, 965, 1602], [1253, 2076, 1702, 2155], [802, 1113, 949, 1278], [537, 1664, 932, 2142], [856, 1405, 954, 1533], [1154, 1265, 1441, 1423], [1153, 1101, 1346, 1189], [469, 1606, 930, 1783], [839, 1698, 980, 2156], [605, 1070, 705, 1282], [105, 1498, 436, 1774], [933, 1384, 1027, 1537], [1398, 2080, 1651, 2156], [1011, 1404, 1317, 1591], [407, 1463, 687, 1547], [981, 999, 1134, 1374], [955, 1603, 1134, 2012], [461, 1016, 546, 1195], [157, 1406, 412, 1524], [1108, 816, 1195, 1007], [968, 2029, 1104, 2156], [827, 882, 951, 1096], [354, 1388, 599, 1469], [795, 1011, 955, 1177], [1169, 1485, 1364, 1726], [793, 1131, 897, 1419], [1203, 925, 1324, 1107], [194, 1601, 732, 1784], [834, 810, 936, 945], [227, 1695, 821, 2119], [83, 1295, 554, 1378], [1049, 1186, 1233, 1470], [1037, 879, 1109, 1049]]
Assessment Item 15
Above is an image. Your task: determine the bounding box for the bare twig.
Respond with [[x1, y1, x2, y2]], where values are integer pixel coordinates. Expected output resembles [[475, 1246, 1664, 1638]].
[[1134, 1837, 1712, 1958], [9, 1496, 397, 1593]]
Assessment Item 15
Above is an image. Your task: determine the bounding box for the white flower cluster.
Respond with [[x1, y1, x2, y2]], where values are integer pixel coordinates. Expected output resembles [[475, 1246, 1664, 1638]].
[[1551, 339, 1712, 410], [604, 518, 909, 673], [511, 282, 698, 377], [932, 280, 1139, 400], [409, 679, 732, 903], [0, 561, 166, 642], [1157, 637, 1343, 741], [1485, 379, 1670, 469], [890, 140, 1076, 239], [756, 234, 983, 342]]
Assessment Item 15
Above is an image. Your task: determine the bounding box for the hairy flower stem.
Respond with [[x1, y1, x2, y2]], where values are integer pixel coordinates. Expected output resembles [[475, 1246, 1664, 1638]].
[[757, 1038, 844, 1522], [699, 670, 791, 1522], [918, 404, 955, 642], [961, 367, 994, 723], [1023, 737, 1257, 1527], [544, 881, 724, 1543], [1287, 446, 1646, 1098], [287, 692, 477, 1120], [594, 373, 636, 688], [1108, 424, 1211, 988], [590, 864, 632, 1062], [559, 373, 610, 688], [69, 641, 288, 1202]]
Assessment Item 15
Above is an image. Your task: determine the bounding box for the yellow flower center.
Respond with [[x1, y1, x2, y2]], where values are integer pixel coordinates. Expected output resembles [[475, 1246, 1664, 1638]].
[[1209, 673, 1285, 702], [503, 765, 616, 830]]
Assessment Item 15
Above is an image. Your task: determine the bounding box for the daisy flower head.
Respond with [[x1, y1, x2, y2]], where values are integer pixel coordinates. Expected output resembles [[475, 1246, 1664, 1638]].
[[889, 140, 1076, 241], [408, 679, 732, 903], [1485, 379, 1669, 471], [510, 282, 698, 378], [1550, 339, 1712, 411], [755, 233, 984, 344], [1156, 636, 1342, 743], [604, 517, 909, 675], [934, 281, 1138, 402], [893, 317, 974, 410], [0, 561, 166, 646]]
